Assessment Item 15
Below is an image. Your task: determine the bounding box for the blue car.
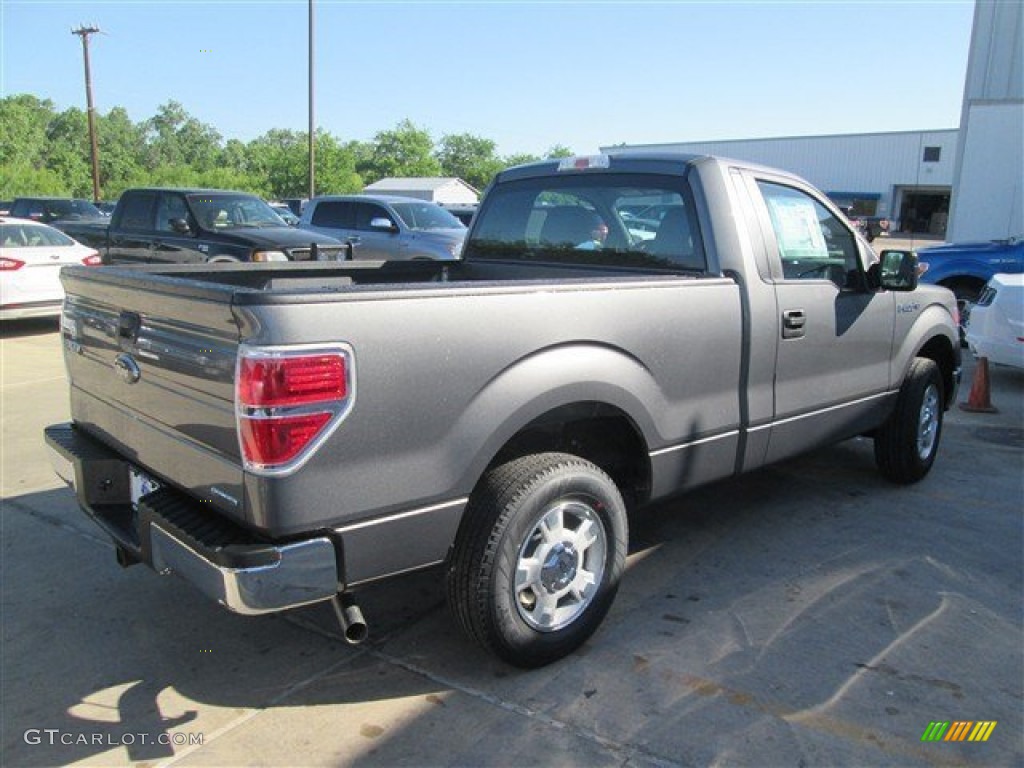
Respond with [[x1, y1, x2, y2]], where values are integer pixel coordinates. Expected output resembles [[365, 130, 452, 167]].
[[918, 237, 1023, 344], [918, 238, 1024, 303]]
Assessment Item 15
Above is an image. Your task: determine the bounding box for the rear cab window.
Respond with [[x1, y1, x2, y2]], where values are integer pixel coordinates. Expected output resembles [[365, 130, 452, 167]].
[[311, 200, 356, 229], [466, 172, 706, 272], [118, 192, 158, 232]]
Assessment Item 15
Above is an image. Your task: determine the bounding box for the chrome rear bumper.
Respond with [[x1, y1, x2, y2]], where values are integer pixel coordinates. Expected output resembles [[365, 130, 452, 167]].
[[45, 423, 340, 615]]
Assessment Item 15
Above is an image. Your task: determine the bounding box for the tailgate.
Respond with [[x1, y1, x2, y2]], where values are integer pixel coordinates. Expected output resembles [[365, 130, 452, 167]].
[[59, 267, 246, 523]]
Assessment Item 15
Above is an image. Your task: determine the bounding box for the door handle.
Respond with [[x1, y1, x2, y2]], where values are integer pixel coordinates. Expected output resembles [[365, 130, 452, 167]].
[[782, 309, 806, 339]]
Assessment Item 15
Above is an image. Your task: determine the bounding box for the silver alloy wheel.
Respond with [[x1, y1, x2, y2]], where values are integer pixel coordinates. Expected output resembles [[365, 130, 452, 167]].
[[513, 499, 607, 632], [917, 383, 940, 460]]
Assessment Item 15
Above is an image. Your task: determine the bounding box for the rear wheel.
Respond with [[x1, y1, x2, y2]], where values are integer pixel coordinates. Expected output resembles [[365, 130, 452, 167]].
[[446, 452, 627, 668], [874, 357, 944, 484]]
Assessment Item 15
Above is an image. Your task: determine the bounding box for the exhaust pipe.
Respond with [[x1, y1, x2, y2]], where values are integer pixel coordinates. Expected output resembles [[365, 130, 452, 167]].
[[330, 594, 368, 645]]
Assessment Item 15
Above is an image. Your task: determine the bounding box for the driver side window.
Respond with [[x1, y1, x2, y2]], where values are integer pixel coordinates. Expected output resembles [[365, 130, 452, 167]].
[[757, 181, 859, 288], [155, 193, 189, 232], [355, 203, 393, 231]]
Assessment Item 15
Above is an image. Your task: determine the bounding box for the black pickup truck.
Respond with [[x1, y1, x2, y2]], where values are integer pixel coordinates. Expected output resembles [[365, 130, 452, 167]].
[[60, 188, 348, 264]]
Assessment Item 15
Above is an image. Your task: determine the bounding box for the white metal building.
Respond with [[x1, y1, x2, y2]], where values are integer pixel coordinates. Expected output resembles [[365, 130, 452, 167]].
[[948, 0, 1023, 242], [363, 177, 479, 205], [603, 130, 958, 236], [602, 1, 1022, 243]]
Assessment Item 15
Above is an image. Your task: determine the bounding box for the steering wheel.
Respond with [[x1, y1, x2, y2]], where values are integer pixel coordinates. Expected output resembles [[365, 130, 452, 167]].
[[797, 264, 834, 279]]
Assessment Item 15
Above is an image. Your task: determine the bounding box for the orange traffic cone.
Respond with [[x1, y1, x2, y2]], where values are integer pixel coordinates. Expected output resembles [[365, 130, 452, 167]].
[[960, 356, 998, 413]]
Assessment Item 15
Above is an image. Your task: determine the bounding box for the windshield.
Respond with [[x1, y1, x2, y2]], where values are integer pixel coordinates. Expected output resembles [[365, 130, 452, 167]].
[[49, 200, 103, 219], [187, 194, 287, 229], [464, 173, 706, 271], [390, 202, 465, 232]]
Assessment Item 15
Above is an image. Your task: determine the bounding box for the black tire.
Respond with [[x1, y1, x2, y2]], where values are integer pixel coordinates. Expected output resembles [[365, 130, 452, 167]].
[[874, 358, 944, 484], [446, 452, 627, 668]]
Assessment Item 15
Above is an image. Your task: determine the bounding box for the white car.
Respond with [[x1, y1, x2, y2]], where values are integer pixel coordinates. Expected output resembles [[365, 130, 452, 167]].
[[965, 272, 1024, 369], [1, 217, 101, 320]]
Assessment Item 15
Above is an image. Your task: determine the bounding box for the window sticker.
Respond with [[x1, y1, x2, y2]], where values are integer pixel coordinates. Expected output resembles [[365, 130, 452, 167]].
[[765, 195, 827, 260]]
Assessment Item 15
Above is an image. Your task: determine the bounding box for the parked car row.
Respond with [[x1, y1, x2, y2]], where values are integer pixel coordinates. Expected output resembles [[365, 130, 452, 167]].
[[8, 192, 472, 266]]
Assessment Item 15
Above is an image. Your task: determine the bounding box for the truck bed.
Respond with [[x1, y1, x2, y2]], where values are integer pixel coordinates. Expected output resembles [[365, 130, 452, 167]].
[[63, 258, 704, 298]]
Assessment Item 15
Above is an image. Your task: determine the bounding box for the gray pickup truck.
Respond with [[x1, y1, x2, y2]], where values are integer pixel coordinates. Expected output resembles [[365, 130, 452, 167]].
[[45, 153, 960, 668]]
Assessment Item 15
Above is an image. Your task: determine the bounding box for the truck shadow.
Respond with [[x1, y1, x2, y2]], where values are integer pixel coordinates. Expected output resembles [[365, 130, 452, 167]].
[[3, 428, 1020, 765]]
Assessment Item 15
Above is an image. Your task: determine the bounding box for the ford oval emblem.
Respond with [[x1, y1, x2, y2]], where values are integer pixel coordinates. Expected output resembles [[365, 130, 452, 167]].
[[113, 353, 141, 384]]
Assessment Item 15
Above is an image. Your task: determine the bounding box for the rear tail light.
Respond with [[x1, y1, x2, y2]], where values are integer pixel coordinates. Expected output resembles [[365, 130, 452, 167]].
[[0, 258, 25, 271], [81, 251, 102, 266], [236, 345, 354, 475], [976, 286, 997, 307]]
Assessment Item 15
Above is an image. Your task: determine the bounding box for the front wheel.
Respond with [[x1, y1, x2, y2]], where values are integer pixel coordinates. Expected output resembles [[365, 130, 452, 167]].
[[874, 358, 944, 484], [446, 453, 628, 668]]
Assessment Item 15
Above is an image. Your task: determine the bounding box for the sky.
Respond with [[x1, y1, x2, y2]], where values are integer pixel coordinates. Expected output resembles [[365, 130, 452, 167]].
[[1, 1, 976, 158]]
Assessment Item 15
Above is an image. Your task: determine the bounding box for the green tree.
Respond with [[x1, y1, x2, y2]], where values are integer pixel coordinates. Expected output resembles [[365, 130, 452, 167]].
[[0, 163, 66, 198], [314, 131, 363, 195], [246, 128, 310, 198], [544, 144, 574, 159], [246, 129, 366, 198], [42, 108, 92, 196], [143, 100, 222, 170], [220, 138, 250, 175], [97, 106, 145, 198], [435, 133, 503, 191], [361, 119, 440, 184], [0, 94, 56, 171], [502, 152, 541, 169]]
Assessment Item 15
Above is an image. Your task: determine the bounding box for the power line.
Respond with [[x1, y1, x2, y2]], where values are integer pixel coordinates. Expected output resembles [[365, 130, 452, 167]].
[[72, 24, 102, 202]]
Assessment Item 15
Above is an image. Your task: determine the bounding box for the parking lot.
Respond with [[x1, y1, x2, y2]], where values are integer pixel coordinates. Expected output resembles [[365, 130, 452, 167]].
[[2, 317, 1021, 767]]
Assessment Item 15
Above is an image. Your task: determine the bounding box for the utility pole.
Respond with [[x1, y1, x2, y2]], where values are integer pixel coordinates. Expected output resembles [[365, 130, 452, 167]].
[[308, 0, 315, 200], [72, 25, 102, 203]]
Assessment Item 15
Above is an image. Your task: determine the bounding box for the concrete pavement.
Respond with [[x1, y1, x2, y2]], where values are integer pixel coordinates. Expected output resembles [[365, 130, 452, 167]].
[[1, 318, 1021, 767]]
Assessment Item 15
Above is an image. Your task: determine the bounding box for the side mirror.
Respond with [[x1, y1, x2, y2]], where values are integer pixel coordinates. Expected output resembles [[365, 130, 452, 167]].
[[369, 217, 398, 232], [870, 249, 919, 292], [169, 218, 192, 235]]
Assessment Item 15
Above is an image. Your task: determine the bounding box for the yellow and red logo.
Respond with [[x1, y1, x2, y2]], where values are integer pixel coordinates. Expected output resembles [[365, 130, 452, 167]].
[[921, 721, 997, 742]]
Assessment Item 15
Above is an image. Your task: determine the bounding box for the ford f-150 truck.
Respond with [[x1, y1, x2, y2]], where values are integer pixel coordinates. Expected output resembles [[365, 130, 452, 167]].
[[59, 188, 348, 264], [45, 154, 961, 667]]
